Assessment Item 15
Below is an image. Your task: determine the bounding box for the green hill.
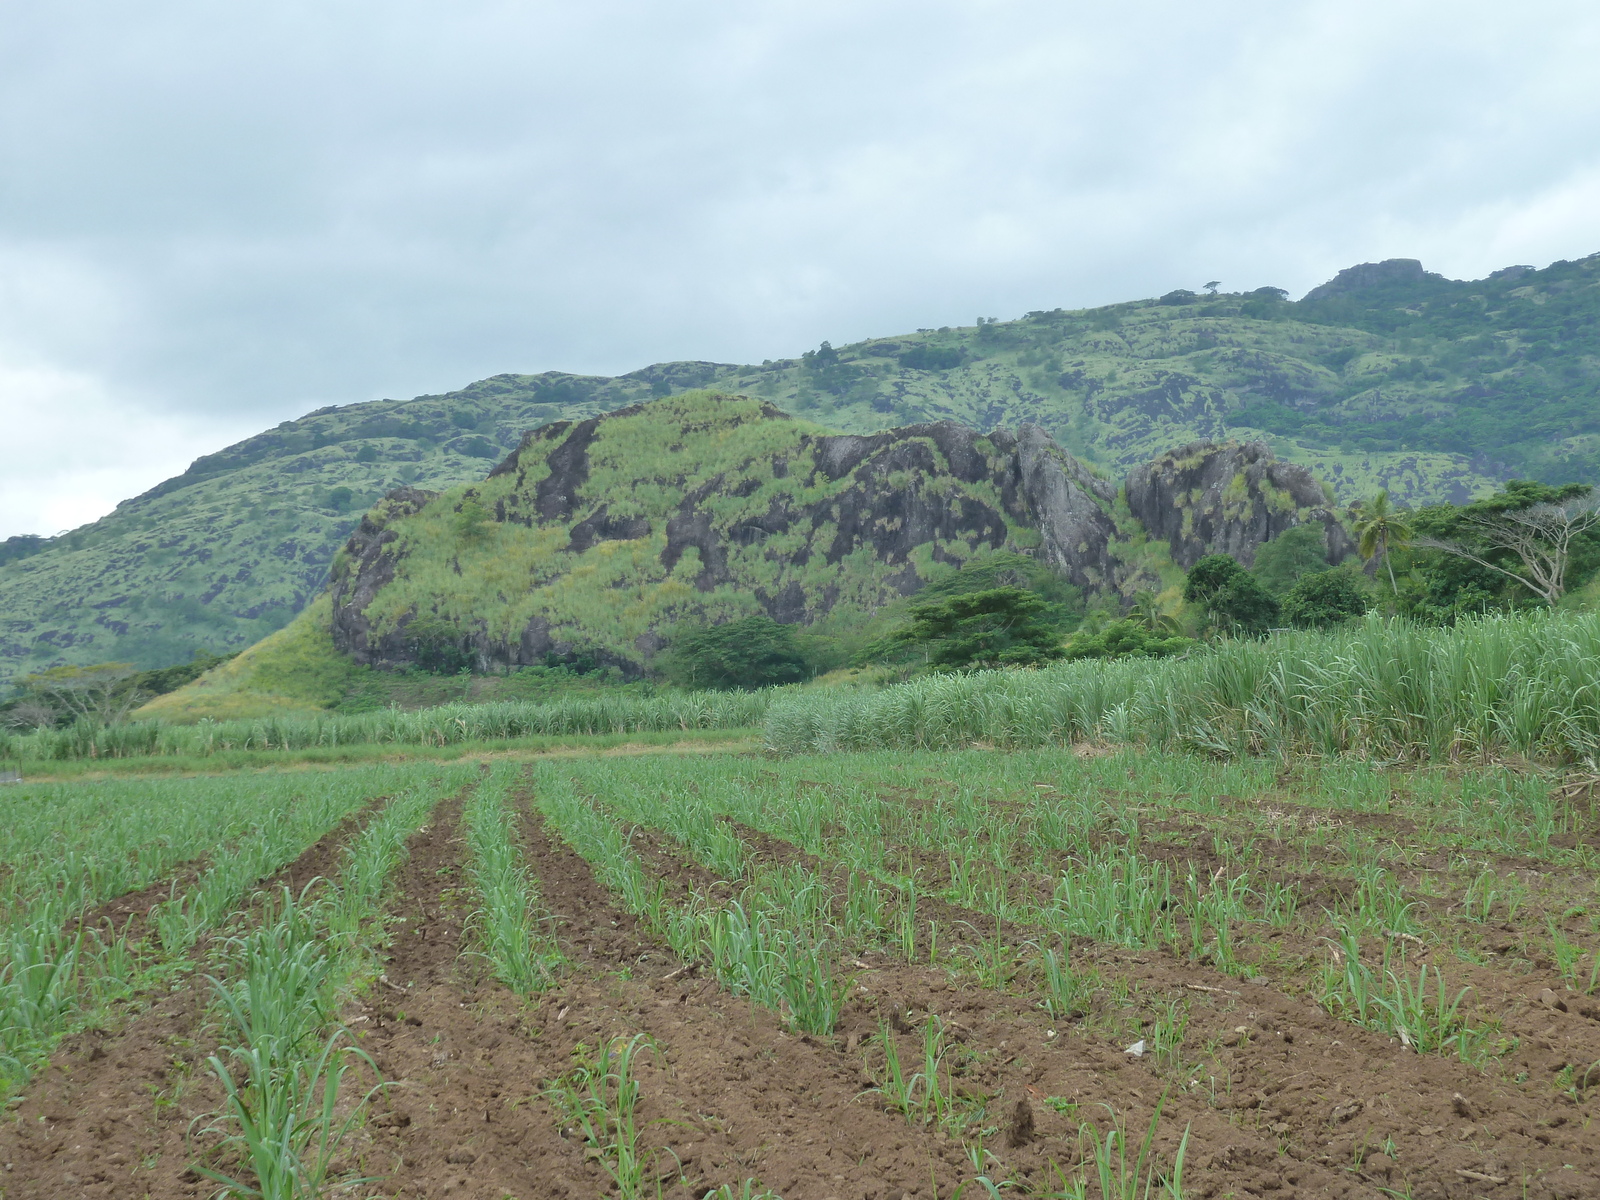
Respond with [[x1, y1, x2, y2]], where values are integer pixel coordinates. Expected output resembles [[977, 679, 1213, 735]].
[[3, 250, 1596, 684], [144, 390, 1348, 716]]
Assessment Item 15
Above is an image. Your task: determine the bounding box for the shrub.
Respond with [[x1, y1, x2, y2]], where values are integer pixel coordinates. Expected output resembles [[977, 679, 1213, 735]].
[[404, 617, 474, 675], [1282, 569, 1369, 629], [1064, 619, 1195, 661], [898, 345, 964, 371], [1184, 554, 1279, 635], [660, 616, 812, 690]]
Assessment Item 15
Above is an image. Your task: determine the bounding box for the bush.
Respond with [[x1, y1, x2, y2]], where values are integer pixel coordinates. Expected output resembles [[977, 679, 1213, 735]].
[[1063, 619, 1195, 661], [660, 615, 812, 690], [1282, 569, 1369, 629], [404, 617, 475, 675], [898, 345, 964, 371], [1184, 554, 1280, 635]]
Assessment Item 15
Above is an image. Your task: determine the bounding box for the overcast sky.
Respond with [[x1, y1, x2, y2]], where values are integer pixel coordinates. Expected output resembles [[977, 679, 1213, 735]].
[[2, 1, 1598, 539]]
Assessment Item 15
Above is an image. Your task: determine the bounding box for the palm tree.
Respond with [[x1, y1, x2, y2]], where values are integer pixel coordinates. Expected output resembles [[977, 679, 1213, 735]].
[[1127, 590, 1181, 636], [1354, 490, 1412, 594]]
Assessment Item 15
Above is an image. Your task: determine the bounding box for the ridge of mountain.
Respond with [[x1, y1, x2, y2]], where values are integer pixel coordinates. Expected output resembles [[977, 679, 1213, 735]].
[[2, 250, 1597, 683]]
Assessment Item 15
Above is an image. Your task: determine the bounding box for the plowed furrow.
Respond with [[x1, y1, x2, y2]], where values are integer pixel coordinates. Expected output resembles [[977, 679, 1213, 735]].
[[0, 799, 383, 1199]]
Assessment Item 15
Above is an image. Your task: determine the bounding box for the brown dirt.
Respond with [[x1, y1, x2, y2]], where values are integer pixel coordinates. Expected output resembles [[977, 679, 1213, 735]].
[[0, 799, 383, 1199], [10, 774, 1600, 1200], [632, 811, 1600, 1199]]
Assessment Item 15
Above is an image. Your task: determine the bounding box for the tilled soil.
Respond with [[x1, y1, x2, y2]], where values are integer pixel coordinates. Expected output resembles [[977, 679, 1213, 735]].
[[8, 771, 1600, 1200], [0, 799, 382, 1199], [649, 811, 1600, 1198], [342, 791, 1352, 1200]]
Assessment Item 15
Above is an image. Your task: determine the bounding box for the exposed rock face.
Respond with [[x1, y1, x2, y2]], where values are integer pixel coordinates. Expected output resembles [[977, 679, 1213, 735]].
[[327, 397, 1133, 673], [1124, 440, 1355, 570], [327, 395, 1352, 674], [328, 487, 437, 664], [1003, 425, 1121, 591], [1301, 258, 1442, 302]]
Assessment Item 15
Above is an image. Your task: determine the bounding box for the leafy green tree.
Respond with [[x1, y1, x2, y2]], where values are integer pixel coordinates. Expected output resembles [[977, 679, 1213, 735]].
[[914, 551, 1082, 623], [1183, 554, 1280, 635], [9, 663, 145, 727], [1353, 491, 1412, 595], [801, 341, 840, 370], [1063, 619, 1194, 661], [1413, 483, 1600, 606], [659, 615, 812, 690], [1281, 569, 1369, 629], [883, 587, 1065, 671], [1251, 525, 1333, 597], [327, 486, 354, 512]]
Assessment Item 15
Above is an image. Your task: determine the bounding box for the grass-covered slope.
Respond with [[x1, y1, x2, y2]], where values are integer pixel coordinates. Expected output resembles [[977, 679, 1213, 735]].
[[132, 596, 358, 722], [3, 251, 1596, 683]]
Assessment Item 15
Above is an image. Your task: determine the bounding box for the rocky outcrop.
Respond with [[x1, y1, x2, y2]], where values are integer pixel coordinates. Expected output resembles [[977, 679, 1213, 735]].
[[327, 395, 1353, 674], [1123, 440, 1354, 570], [326, 397, 1140, 672], [327, 487, 435, 663], [1001, 425, 1120, 592], [1301, 258, 1443, 302]]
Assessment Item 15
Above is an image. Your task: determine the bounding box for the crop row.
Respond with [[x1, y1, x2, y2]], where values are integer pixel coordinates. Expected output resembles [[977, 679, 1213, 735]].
[[0, 765, 466, 1096], [529, 750, 1594, 1079], [2, 689, 771, 762], [528, 762, 1202, 1194], [192, 777, 448, 1195], [463, 765, 565, 993]]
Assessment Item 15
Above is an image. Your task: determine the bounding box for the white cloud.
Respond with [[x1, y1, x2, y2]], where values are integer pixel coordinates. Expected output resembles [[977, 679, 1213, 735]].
[[0, 355, 247, 535], [0, 0, 1597, 537]]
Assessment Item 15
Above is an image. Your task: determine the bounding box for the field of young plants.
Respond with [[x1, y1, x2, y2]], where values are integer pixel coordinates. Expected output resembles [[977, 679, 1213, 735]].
[[0, 735, 1597, 1200]]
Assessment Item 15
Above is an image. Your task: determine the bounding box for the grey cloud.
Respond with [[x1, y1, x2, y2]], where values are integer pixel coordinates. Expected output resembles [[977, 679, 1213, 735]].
[[1, 0, 1598, 533]]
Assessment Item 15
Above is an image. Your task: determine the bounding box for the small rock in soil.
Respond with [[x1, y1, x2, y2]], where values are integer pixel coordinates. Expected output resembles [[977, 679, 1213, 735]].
[[1538, 987, 1569, 1012]]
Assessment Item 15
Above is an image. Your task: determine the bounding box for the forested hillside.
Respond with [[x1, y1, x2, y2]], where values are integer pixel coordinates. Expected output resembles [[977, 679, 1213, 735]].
[[2, 251, 1595, 682]]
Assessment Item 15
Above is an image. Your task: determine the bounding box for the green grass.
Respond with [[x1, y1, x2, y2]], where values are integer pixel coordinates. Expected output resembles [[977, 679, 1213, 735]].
[[10, 726, 756, 780], [5, 688, 770, 765], [766, 609, 1600, 765]]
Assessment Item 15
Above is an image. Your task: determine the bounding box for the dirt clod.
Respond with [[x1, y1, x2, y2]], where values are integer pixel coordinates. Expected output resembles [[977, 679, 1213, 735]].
[[1007, 1098, 1035, 1148]]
